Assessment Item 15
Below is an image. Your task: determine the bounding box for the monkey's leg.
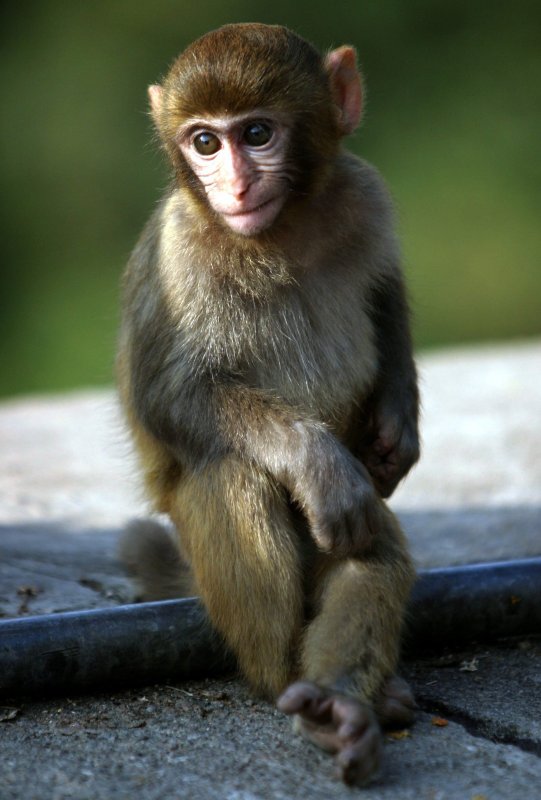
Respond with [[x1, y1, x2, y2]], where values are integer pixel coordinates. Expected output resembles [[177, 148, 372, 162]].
[[169, 458, 304, 697], [278, 503, 415, 784]]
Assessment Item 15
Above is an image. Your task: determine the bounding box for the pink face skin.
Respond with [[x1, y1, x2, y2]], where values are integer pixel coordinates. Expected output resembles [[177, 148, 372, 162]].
[[177, 114, 291, 236], [149, 43, 363, 237]]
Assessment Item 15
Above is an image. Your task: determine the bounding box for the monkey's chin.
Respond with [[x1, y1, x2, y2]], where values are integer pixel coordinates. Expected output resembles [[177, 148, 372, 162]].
[[221, 196, 284, 236]]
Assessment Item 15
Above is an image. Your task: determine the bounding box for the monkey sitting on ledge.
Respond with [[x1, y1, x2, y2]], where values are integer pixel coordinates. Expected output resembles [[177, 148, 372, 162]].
[[118, 23, 420, 785]]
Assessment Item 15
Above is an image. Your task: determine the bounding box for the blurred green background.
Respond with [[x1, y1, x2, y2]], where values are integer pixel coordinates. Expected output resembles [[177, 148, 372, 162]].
[[1, 1, 539, 398]]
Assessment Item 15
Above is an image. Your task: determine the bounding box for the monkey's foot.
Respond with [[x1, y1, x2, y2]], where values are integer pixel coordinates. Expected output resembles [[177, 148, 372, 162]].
[[277, 681, 382, 785]]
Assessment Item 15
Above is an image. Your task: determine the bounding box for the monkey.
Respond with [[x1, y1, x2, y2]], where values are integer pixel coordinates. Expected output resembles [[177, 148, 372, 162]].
[[117, 23, 420, 785]]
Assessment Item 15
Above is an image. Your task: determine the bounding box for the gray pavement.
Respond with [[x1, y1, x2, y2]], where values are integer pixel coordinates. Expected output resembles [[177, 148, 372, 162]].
[[1, 340, 541, 799]]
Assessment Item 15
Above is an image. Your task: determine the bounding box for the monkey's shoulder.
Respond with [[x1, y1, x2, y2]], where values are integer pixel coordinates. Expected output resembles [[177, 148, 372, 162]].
[[331, 152, 395, 224], [124, 189, 199, 295], [306, 153, 399, 283]]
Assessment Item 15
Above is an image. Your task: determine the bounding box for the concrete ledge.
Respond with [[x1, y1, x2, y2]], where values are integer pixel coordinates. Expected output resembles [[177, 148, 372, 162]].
[[1, 340, 540, 799]]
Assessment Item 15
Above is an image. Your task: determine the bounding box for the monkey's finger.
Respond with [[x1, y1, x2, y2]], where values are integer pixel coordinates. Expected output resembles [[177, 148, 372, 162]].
[[277, 681, 331, 717], [377, 697, 416, 728], [337, 731, 382, 786], [375, 675, 417, 728], [366, 461, 401, 498], [381, 675, 417, 708], [335, 712, 370, 741], [372, 437, 395, 457], [334, 705, 382, 785]]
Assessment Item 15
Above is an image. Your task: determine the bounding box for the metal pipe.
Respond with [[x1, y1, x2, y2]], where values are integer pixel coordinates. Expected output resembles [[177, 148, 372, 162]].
[[405, 556, 541, 653], [1, 558, 540, 698], [0, 597, 233, 697]]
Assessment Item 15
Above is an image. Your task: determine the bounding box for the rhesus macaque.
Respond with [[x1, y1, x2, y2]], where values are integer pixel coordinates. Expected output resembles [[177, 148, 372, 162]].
[[118, 23, 419, 785]]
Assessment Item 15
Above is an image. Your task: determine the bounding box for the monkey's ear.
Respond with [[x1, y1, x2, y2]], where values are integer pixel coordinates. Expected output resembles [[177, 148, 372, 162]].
[[324, 46, 363, 135], [148, 84, 163, 124]]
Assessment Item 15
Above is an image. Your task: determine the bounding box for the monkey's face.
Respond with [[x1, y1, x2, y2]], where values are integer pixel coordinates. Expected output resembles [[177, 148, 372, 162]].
[[148, 25, 358, 236], [177, 113, 292, 236]]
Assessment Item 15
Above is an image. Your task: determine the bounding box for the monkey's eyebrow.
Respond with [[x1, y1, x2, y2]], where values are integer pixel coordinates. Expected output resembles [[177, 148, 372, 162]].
[[175, 121, 217, 142], [177, 111, 288, 139], [180, 117, 228, 132]]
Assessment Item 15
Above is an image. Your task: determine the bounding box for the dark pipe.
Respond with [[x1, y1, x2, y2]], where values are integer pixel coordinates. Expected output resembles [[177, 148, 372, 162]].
[[405, 556, 541, 654], [1, 558, 540, 698], [0, 597, 234, 698]]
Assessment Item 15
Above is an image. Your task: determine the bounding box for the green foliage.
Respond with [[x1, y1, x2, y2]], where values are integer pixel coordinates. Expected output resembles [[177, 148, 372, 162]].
[[1, 1, 539, 396]]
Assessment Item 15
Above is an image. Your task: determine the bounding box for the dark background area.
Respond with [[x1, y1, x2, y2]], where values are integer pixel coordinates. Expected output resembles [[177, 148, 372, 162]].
[[1, 1, 539, 397]]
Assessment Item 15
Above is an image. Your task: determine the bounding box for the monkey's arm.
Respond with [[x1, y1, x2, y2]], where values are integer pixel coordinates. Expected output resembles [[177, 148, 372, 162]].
[[127, 336, 383, 559], [357, 272, 420, 497]]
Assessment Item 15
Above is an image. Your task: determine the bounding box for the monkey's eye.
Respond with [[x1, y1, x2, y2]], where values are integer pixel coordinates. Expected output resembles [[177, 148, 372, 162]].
[[193, 131, 221, 156], [243, 122, 273, 147]]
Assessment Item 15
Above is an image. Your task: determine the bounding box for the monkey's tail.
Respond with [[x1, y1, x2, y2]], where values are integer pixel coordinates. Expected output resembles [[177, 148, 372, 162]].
[[119, 519, 194, 601]]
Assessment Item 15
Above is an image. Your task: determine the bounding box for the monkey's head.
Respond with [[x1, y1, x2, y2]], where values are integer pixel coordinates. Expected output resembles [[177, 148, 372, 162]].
[[149, 24, 363, 237]]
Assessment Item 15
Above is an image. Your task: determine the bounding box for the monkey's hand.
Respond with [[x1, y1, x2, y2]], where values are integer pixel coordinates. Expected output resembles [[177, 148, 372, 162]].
[[290, 426, 384, 558], [359, 395, 420, 499]]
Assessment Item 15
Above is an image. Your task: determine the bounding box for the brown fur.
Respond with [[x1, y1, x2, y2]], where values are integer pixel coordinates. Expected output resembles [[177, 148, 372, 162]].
[[118, 23, 419, 781]]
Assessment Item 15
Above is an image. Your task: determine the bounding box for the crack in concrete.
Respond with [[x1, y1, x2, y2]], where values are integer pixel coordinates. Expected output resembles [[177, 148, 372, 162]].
[[416, 695, 541, 758]]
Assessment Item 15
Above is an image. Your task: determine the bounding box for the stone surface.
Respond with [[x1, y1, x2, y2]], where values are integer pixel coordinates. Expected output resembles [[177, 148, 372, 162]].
[[1, 340, 540, 798], [1, 650, 541, 800]]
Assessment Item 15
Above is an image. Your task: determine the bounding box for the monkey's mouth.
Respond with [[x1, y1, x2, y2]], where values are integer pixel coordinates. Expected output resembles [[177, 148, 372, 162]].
[[225, 196, 279, 218], [223, 196, 283, 235]]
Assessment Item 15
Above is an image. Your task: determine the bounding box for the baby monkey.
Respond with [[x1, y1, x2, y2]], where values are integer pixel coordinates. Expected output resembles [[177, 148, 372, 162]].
[[118, 23, 420, 785]]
